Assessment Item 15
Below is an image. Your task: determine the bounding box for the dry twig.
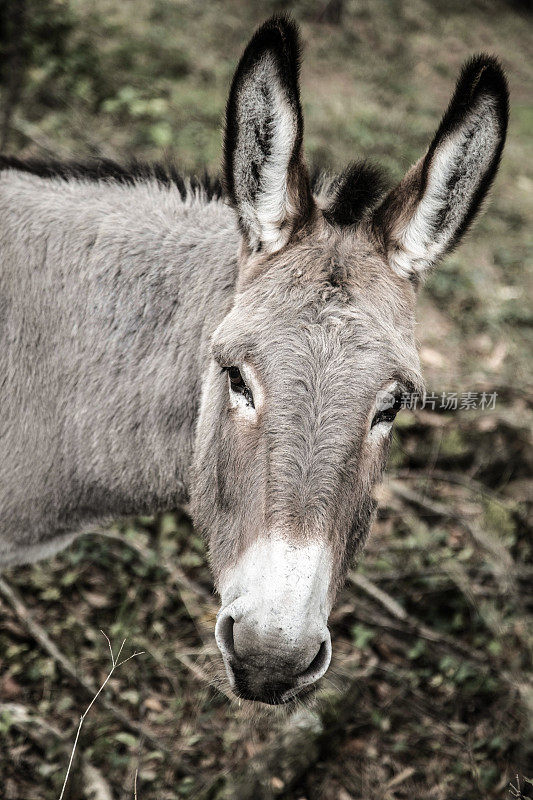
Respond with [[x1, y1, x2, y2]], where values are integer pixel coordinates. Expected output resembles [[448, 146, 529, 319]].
[[59, 632, 143, 800], [387, 479, 514, 571], [348, 570, 489, 663]]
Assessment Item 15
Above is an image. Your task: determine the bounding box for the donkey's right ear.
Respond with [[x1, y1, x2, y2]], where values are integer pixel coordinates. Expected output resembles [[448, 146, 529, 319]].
[[224, 15, 314, 255]]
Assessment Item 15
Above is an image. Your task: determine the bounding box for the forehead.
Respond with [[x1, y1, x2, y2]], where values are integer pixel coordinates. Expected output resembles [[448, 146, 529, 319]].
[[214, 231, 421, 387]]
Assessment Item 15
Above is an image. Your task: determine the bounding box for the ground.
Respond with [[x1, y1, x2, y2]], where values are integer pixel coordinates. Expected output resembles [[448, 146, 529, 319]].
[[0, 1, 531, 799]]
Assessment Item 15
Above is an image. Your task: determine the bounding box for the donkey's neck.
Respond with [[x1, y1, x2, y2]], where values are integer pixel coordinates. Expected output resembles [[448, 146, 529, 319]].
[[0, 170, 239, 549]]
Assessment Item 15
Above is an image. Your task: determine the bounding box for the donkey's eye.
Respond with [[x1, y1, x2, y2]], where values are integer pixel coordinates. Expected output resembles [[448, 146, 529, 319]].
[[228, 366, 245, 388], [371, 408, 397, 427], [227, 367, 254, 408], [371, 393, 402, 428]]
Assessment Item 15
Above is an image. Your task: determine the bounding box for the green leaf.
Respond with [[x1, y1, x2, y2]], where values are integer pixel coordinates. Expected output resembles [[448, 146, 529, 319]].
[[114, 732, 137, 748]]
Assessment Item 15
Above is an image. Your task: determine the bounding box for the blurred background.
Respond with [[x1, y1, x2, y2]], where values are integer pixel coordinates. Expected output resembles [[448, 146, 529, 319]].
[[0, 1, 531, 798]]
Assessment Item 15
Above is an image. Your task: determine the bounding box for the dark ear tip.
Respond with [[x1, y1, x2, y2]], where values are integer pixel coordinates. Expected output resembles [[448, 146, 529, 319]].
[[244, 13, 301, 62], [227, 14, 302, 106], [258, 12, 300, 34], [255, 13, 300, 41], [223, 15, 306, 219], [458, 53, 509, 108]]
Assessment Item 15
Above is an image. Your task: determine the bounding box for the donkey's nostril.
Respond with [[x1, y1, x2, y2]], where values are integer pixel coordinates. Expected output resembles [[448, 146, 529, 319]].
[[305, 641, 327, 675], [215, 612, 237, 683], [295, 634, 332, 689], [216, 614, 235, 654]]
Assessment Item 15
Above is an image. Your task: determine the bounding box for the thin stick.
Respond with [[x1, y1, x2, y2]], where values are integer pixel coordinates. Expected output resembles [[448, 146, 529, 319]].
[[59, 631, 143, 800], [391, 467, 515, 506], [387, 479, 514, 570], [351, 575, 522, 689], [348, 570, 488, 663], [350, 572, 408, 621]]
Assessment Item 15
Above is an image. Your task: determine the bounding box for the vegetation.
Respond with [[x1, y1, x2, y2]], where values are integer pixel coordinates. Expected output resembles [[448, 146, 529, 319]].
[[0, 1, 531, 798]]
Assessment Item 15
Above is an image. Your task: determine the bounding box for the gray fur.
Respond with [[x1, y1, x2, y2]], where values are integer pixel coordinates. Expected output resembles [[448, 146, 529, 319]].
[[0, 172, 238, 564]]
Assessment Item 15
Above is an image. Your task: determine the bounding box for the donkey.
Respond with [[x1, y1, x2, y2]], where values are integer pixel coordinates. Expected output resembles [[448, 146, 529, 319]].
[[0, 16, 508, 704]]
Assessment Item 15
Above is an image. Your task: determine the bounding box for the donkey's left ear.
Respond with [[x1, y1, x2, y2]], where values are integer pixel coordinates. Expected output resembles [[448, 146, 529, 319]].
[[224, 15, 314, 255], [373, 55, 509, 279]]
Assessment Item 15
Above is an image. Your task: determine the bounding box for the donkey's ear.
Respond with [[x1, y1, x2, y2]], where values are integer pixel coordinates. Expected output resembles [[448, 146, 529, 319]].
[[224, 15, 313, 255], [373, 55, 509, 279]]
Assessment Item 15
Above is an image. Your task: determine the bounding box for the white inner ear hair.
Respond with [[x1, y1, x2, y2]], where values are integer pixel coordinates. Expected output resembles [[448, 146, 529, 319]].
[[235, 54, 297, 254], [391, 95, 501, 278]]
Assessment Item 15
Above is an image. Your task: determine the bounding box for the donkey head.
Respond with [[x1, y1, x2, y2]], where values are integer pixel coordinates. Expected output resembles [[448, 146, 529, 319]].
[[191, 16, 508, 704]]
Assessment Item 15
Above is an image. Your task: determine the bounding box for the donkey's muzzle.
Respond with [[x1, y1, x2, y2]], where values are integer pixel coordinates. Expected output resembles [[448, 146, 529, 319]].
[[215, 606, 332, 704]]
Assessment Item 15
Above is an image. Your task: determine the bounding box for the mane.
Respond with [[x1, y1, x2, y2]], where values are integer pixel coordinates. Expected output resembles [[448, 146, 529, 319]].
[[0, 155, 224, 202], [313, 161, 389, 226], [0, 155, 388, 223]]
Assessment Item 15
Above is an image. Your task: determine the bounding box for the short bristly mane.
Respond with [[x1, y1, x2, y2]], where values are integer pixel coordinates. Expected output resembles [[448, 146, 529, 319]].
[[317, 161, 390, 227], [0, 155, 224, 202], [0, 155, 388, 225]]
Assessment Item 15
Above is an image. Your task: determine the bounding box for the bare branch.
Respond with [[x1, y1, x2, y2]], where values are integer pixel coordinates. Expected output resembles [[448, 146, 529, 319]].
[[100, 629, 115, 667], [349, 570, 489, 664], [387, 478, 514, 573], [58, 632, 143, 800]]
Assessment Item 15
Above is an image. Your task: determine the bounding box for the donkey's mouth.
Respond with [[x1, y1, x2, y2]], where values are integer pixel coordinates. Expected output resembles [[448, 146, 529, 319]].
[[234, 689, 312, 707], [224, 643, 329, 706], [230, 664, 317, 706]]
